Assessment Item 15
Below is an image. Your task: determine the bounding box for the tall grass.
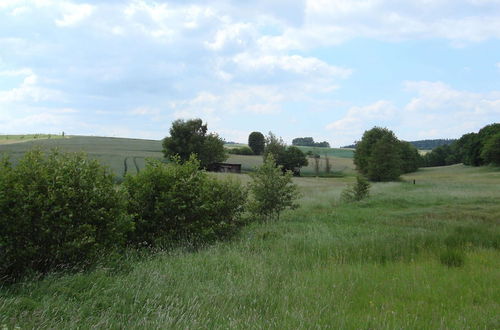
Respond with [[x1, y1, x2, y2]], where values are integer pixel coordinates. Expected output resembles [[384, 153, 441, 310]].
[[1, 165, 499, 328]]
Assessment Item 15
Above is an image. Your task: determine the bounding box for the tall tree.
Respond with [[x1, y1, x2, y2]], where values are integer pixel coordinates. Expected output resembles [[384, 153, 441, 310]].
[[248, 131, 265, 155], [162, 118, 227, 168]]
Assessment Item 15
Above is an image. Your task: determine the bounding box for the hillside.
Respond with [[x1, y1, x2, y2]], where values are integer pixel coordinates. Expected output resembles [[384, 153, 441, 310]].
[[0, 136, 355, 178]]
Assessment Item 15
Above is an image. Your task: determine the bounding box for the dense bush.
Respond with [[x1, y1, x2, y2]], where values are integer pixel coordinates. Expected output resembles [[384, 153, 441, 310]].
[[123, 156, 247, 246], [248, 155, 300, 221], [0, 150, 133, 281], [227, 146, 254, 155], [354, 127, 421, 181]]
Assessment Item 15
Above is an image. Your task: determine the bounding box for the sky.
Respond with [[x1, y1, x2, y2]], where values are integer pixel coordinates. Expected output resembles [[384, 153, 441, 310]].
[[1, 0, 499, 146]]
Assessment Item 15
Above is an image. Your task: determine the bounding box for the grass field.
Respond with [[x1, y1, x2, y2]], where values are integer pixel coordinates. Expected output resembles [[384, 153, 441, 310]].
[[0, 136, 164, 178], [0, 134, 66, 145], [0, 137, 355, 178], [1, 164, 499, 328]]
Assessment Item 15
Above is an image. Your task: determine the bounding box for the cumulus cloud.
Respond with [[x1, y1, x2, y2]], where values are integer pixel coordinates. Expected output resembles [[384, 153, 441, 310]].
[[326, 81, 500, 145], [1, 0, 500, 143]]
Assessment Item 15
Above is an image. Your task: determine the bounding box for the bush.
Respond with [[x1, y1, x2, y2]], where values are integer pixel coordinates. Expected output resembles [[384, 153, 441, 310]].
[[123, 156, 247, 246], [0, 150, 133, 281], [227, 146, 254, 155], [248, 154, 300, 221], [341, 175, 371, 202]]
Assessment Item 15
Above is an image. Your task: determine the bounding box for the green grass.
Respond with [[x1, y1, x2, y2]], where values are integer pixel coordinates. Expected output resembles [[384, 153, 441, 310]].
[[0, 136, 164, 178], [1, 164, 499, 328], [0, 134, 66, 145], [1, 137, 356, 178]]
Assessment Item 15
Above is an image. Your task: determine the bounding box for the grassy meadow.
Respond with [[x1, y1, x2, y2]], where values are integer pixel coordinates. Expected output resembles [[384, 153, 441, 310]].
[[1, 162, 499, 328]]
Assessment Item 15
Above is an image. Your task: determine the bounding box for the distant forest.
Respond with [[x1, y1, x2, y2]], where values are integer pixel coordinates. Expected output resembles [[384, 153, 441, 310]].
[[343, 139, 457, 150]]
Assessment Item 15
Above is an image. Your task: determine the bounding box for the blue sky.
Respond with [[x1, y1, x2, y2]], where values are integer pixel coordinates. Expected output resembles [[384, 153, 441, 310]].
[[1, 0, 499, 146]]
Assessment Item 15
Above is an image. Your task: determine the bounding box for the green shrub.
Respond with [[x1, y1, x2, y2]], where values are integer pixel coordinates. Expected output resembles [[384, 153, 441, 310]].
[[341, 175, 371, 202], [0, 150, 133, 282], [248, 154, 300, 221], [227, 146, 254, 155], [123, 156, 247, 246]]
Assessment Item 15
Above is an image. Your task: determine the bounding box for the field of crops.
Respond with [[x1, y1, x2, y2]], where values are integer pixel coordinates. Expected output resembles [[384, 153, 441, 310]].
[[0, 136, 164, 178], [0, 137, 356, 178]]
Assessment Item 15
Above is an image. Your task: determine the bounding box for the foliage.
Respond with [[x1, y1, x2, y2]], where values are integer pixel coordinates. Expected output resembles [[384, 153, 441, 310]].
[[0, 150, 133, 281], [263, 132, 287, 164], [409, 139, 457, 150], [421, 123, 500, 167], [227, 146, 254, 155], [264, 132, 308, 175], [162, 118, 227, 168], [281, 146, 308, 174], [248, 155, 300, 221], [354, 127, 418, 181], [341, 175, 371, 202], [123, 156, 247, 246], [399, 141, 422, 173], [248, 131, 265, 155], [292, 137, 330, 148], [480, 132, 500, 166]]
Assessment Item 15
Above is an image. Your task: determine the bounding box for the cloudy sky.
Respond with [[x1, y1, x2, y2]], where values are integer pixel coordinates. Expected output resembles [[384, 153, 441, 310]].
[[1, 0, 499, 146]]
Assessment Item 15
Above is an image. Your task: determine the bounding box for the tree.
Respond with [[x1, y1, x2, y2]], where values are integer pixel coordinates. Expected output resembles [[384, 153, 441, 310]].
[[281, 146, 308, 174], [264, 132, 308, 175], [162, 118, 227, 168], [367, 135, 402, 181], [263, 132, 287, 165], [292, 137, 330, 148], [481, 132, 500, 166], [248, 131, 265, 155], [248, 154, 300, 221], [354, 127, 419, 181]]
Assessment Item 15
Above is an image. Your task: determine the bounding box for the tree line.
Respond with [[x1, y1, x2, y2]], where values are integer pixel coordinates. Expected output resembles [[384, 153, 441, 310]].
[[292, 137, 330, 148], [422, 123, 500, 167]]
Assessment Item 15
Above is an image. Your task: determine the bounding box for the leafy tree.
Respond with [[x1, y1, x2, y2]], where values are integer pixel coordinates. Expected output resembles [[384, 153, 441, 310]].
[[281, 146, 308, 174], [354, 127, 399, 181], [248, 131, 265, 155], [263, 132, 287, 164], [399, 141, 422, 173], [481, 132, 500, 166], [248, 154, 300, 221], [264, 132, 308, 175], [162, 118, 227, 168], [367, 134, 402, 181]]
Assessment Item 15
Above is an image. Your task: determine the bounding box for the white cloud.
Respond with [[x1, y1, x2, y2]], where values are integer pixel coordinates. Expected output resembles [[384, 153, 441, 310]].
[[326, 100, 396, 132], [0, 69, 63, 103], [232, 54, 351, 78], [55, 2, 94, 27], [326, 82, 500, 145]]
